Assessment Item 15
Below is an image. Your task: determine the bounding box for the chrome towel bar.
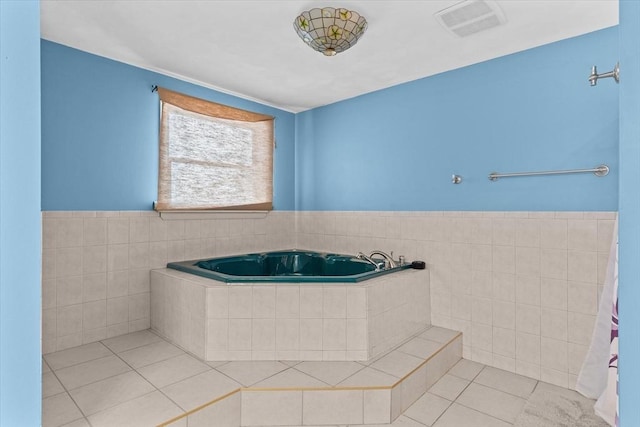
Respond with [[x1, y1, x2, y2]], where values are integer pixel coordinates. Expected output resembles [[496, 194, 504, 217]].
[[489, 164, 609, 181]]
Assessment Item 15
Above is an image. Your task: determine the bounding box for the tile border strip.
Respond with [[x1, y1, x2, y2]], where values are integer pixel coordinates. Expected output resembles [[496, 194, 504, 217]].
[[155, 332, 462, 426], [157, 388, 241, 427]]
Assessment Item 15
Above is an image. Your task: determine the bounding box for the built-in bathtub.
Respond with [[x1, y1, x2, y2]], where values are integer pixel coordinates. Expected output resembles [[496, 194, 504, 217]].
[[167, 250, 411, 283], [151, 250, 430, 362]]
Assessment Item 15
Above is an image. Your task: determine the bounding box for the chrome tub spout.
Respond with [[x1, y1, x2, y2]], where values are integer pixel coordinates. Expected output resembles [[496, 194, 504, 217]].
[[369, 250, 397, 268], [356, 252, 382, 271]]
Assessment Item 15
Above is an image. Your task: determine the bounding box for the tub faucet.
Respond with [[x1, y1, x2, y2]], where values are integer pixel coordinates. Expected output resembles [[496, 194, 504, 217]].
[[369, 250, 397, 268], [356, 252, 382, 271]]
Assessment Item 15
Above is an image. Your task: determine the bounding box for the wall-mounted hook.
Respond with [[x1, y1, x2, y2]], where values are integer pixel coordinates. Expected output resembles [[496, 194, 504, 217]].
[[452, 174, 463, 184], [589, 62, 619, 86]]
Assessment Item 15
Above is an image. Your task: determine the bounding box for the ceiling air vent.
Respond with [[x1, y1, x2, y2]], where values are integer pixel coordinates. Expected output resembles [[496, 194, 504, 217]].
[[435, 0, 506, 37]]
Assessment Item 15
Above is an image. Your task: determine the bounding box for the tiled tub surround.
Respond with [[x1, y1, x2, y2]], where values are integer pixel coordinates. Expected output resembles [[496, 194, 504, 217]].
[[42, 211, 296, 354], [150, 267, 430, 361], [158, 327, 462, 427], [295, 211, 617, 390], [42, 209, 616, 391]]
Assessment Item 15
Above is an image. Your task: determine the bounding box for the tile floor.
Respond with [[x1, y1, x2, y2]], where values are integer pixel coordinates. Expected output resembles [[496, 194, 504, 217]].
[[42, 328, 589, 427]]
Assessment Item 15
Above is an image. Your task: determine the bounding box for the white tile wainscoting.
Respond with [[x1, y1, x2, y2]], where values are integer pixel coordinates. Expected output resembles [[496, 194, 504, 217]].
[[42, 210, 616, 391], [296, 211, 616, 390], [41, 211, 296, 354]]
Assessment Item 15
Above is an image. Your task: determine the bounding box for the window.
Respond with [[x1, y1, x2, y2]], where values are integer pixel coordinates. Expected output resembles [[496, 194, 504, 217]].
[[155, 87, 274, 211]]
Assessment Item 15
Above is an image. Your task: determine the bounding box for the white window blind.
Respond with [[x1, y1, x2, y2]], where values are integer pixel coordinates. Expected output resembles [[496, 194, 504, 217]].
[[155, 88, 274, 211]]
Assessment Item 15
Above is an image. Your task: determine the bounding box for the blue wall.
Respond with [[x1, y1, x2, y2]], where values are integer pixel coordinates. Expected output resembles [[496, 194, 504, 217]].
[[296, 27, 619, 211], [43, 29, 619, 213], [41, 41, 296, 211], [618, 1, 640, 425], [0, 1, 42, 425]]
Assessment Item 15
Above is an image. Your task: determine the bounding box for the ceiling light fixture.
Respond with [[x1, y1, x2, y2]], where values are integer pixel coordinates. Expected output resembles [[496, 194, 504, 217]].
[[293, 7, 368, 56]]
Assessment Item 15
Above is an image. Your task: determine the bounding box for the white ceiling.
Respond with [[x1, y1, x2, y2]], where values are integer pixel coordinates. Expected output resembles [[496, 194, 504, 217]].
[[40, 1, 618, 113]]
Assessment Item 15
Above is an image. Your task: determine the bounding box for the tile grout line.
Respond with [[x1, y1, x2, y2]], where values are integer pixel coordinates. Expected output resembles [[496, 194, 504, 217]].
[[328, 362, 372, 388], [106, 335, 220, 417], [402, 392, 451, 427], [46, 326, 461, 427], [154, 331, 461, 426], [452, 398, 520, 426], [426, 364, 485, 427], [44, 344, 123, 423], [47, 334, 188, 424], [288, 364, 347, 387], [157, 388, 242, 427], [444, 366, 539, 426], [480, 380, 539, 400], [210, 361, 280, 388]]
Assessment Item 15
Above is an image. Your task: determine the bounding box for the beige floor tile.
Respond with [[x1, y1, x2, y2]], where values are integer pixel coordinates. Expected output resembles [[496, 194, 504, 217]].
[[137, 353, 211, 388], [397, 337, 442, 359], [534, 380, 599, 402], [532, 381, 572, 397], [69, 371, 155, 416], [161, 369, 241, 411], [60, 418, 90, 427], [370, 350, 424, 379], [42, 392, 84, 427], [87, 391, 184, 427], [428, 374, 470, 401], [215, 360, 290, 386], [357, 415, 428, 426], [186, 392, 240, 427], [448, 358, 484, 381], [359, 415, 427, 426], [44, 342, 112, 370], [294, 361, 365, 385], [433, 403, 512, 427], [338, 366, 398, 387], [118, 340, 184, 368], [403, 392, 451, 426], [206, 360, 230, 368], [474, 366, 537, 398], [55, 355, 131, 390], [420, 327, 461, 344], [456, 382, 526, 423], [392, 414, 433, 425], [101, 329, 162, 353], [43, 371, 65, 398], [252, 368, 329, 388], [39, 328, 580, 427], [279, 425, 339, 427]]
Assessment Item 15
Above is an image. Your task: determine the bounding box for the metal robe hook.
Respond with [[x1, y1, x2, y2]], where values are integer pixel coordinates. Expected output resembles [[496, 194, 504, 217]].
[[589, 62, 619, 86]]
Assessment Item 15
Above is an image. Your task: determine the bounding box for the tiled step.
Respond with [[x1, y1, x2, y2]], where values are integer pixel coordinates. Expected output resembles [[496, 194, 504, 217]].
[[158, 327, 462, 427]]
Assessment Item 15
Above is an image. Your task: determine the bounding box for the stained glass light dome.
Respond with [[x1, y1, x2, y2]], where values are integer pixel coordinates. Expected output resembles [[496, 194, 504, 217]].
[[293, 7, 368, 56]]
